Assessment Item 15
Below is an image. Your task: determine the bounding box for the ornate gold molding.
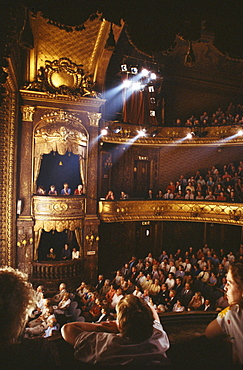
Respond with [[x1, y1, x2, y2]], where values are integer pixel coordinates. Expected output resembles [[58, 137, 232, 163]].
[[21, 105, 36, 122], [101, 122, 243, 147], [0, 77, 17, 267], [87, 112, 102, 127], [33, 196, 85, 232], [99, 200, 243, 226], [20, 89, 106, 108]]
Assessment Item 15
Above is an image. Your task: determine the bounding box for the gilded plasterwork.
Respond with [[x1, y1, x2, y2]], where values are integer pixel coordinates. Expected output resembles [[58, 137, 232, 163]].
[[33, 196, 85, 226], [34, 109, 88, 190], [99, 200, 243, 226], [0, 81, 17, 266], [101, 122, 243, 147]]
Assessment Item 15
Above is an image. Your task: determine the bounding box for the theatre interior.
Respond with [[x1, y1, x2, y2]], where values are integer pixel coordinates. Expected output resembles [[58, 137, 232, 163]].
[[0, 1, 243, 368]]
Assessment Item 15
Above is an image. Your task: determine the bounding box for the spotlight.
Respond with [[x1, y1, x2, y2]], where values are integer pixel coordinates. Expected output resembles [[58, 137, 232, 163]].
[[121, 64, 128, 72], [133, 82, 141, 90], [150, 72, 157, 80], [123, 79, 132, 88], [141, 68, 149, 77], [101, 128, 108, 136], [137, 129, 147, 137], [186, 132, 195, 139], [130, 66, 138, 74], [237, 129, 243, 136]]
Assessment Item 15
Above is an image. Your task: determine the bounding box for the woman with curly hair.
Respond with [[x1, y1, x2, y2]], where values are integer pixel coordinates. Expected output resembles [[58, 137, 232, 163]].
[[0, 267, 59, 369], [206, 262, 243, 366]]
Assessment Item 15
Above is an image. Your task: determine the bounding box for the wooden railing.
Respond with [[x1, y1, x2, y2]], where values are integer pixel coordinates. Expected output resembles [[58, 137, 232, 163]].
[[31, 259, 84, 291]]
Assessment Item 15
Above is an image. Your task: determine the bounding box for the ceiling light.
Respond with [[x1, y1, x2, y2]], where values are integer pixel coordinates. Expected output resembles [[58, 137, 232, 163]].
[[141, 68, 149, 77], [150, 72, 157, 80]]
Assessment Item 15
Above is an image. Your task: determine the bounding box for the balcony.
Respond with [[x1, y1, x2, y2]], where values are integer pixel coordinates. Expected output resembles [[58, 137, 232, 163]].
[[31, 258, 84, 292], [33, 195, 86, 232], [99, 199, 243, 226]]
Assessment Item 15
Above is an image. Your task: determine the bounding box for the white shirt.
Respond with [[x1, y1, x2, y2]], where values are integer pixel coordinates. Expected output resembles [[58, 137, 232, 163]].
[[72, 250, 80, 259], [74, 320, 170, 366], [217, 305, 243, 365]]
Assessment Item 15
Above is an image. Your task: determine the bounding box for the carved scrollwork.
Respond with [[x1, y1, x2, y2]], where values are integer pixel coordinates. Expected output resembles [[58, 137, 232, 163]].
[[24, 57, 101, 98], [229, 208, 242, 221]]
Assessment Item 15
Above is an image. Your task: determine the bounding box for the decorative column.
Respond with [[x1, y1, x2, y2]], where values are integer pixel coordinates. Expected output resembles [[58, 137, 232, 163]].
[[84, 112, 102, 283], [17, 105, 35, 274]]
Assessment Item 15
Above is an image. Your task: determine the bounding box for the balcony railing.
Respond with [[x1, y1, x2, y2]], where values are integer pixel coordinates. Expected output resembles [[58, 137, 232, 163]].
[[99, 199, 243, 226], [31, 258, 84, 291], [32, 195, 86, 232]]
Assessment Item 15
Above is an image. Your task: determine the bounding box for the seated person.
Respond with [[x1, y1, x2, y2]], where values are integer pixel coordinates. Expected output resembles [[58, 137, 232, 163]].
[[147, 189, 154, 199], [72, 247, 80, 259], [0, 267, 59, 368], [61, 294, 170, 366], [36, 186, 46, 195], [188, 291, 204, 311], [48, 185, 57, 195], [43, 316, 59, 338], [74, 184, 83, 195], [156, 190, 163, 199], [51, 283, 67, 304], [25, 306, 55, 337], [61, 182, 71, 195], [172, 299, 186, 312], [205, 262, 243, 366], [53, 292, 71, 315], [105, 190, 115, 200], [120, 191, 128, 199], [46, 247, 56, 261], [61, 244, 71, 260]]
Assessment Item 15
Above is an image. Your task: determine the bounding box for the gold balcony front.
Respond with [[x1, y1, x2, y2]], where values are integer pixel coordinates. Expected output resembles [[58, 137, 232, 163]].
[[33, 195, 86, 232], [99, 200, 243, 226]]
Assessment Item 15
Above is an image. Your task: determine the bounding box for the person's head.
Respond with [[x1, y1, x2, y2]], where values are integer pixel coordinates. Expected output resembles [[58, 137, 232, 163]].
[[225, 263, 243, 306], [116, 294, 153, 342], [169, 289, 176, 298], [77, 184, 83, 191], [36, 285, 44, 293], [50, 185, 56, 191], [63, 183, 69, 189], [49, 247, 54, 253], [63, 292, 70, 301], [59, 283, 66, 291], [64, 243, 69, 250], [0, 267, 35, 343], [47, 316, 57, 327]]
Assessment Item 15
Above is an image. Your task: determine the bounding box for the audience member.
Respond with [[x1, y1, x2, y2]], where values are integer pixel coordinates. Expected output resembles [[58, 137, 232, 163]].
[[61, 294, 170, 366], [206, 262, 243, 366]]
